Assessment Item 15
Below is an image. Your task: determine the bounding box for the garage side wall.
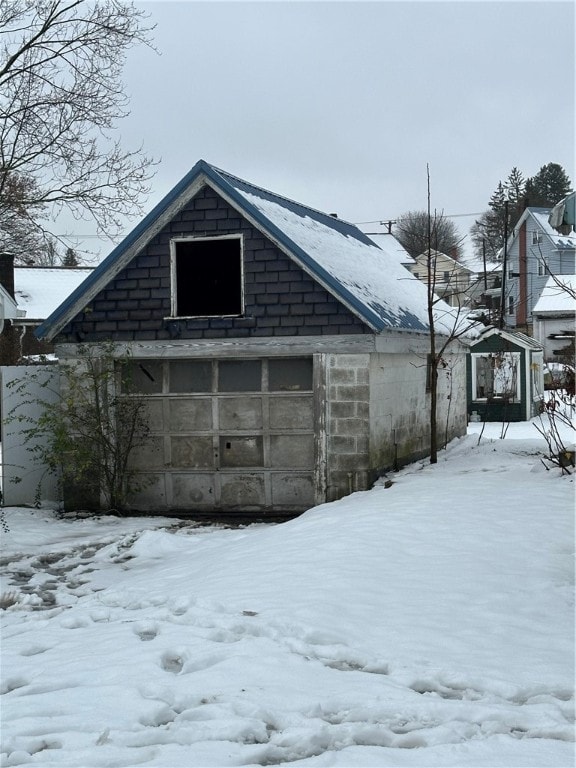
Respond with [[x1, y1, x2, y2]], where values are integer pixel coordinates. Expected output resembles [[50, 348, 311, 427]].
[[368, 349, 467, 478]]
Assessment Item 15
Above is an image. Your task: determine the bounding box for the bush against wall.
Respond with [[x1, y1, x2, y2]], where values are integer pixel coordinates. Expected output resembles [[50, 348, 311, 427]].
[[6, 343, 152, 512]]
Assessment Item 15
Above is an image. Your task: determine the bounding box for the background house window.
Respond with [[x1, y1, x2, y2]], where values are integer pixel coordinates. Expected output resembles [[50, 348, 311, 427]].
[[532, 231, 542, 245], [171, 236, 243, 317], [508, 295, 514, 315], [443, 271, 450, 282], [537, 259, 546, 276]]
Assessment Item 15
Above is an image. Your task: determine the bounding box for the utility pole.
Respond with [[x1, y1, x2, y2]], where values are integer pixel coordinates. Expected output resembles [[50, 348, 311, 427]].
[[499, 200, 509, 329]]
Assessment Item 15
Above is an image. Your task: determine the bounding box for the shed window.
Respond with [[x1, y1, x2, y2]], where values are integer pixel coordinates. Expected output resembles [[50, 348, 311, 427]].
[[171, 237, 242, 317], [472, 351, 520, 401]]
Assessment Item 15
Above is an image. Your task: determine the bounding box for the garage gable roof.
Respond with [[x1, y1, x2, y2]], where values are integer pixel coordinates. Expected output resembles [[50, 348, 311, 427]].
[[37, 160, 441, 340]]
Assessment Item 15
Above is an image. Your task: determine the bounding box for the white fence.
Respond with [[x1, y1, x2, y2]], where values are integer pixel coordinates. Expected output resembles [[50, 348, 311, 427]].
[[1, 365, 60, 506]]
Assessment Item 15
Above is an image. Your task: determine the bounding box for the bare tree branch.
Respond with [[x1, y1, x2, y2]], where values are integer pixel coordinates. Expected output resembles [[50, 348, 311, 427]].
[[0, 0, 158, 262]]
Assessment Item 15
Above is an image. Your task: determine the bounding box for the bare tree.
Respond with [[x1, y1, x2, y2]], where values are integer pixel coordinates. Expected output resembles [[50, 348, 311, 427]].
[[0, 170, 50, 262], [423, 166, 477, 463], [395, 209, 462, 260], [0, 0, 157, 252]]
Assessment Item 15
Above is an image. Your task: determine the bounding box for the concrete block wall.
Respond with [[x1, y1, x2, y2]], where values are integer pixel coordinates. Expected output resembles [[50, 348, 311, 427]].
[[325, 353, 371, 501], [59, 186, 370, 343]]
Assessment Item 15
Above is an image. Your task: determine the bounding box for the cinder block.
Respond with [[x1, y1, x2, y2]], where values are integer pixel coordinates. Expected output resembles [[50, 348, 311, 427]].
[[331, 417, 368, 436], [330, 368, 356, 384], [335, 384, 370, 402], [329, 435, 356, 453], [330, 401, 356, 418]]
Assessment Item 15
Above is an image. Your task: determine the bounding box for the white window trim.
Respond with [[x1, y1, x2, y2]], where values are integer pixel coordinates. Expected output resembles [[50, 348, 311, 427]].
[[471, 351, 521, 402], [169, 234, 244, 319]]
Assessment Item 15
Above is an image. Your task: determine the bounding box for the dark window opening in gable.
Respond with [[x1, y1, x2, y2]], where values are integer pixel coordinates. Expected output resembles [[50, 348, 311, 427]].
[[172, 237, 242, 317]]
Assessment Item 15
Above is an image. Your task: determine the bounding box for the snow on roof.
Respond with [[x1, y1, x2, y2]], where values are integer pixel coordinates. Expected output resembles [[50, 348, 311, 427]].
[[460, 254, 502, 275], [15, 267, 94, 320], [363, 233, 415, 264], [532, 275, 576, 314], [527, 208, 576, 249], [222, 169, 459, 334], [474, 326, 544, 351], [36, 160, 476, 340]]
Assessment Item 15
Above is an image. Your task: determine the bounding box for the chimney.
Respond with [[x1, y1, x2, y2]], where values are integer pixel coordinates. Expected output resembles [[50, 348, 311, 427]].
[[0, 253, 15, 298]]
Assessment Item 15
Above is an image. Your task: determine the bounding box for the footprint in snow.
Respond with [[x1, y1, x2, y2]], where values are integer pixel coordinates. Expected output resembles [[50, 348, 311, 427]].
[[160, 651, 184, 674], [20, 645, 51, 657], [134, 622, 159, 642]]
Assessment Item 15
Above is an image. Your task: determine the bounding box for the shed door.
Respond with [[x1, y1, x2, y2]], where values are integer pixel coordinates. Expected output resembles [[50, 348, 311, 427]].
[[127, 358, 316, 512]]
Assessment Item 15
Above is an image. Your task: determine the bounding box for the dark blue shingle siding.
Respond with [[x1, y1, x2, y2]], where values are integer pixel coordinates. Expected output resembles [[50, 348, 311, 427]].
[[57, 186, 371, 343]]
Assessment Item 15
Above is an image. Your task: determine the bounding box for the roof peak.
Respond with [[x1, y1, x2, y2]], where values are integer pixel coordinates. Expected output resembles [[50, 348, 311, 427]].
[[207, 161, 357, 228]]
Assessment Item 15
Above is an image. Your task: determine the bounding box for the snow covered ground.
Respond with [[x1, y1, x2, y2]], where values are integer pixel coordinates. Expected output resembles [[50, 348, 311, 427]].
[[1, 419, 574, 767]]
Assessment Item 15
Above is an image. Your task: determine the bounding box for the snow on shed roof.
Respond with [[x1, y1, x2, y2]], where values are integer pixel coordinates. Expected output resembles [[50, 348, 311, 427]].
[[36, 160, 465, 340], [15, 267, 94, 321], [533, 275, 576, 314], [472, 326, 543, 351]]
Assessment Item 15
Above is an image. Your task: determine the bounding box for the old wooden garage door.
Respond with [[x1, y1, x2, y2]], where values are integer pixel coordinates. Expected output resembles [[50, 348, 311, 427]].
[[125, 357, 316, 512]]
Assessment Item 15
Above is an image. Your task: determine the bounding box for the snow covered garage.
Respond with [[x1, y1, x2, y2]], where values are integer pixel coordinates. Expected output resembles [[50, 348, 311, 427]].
[[36, 160, 468, 515]]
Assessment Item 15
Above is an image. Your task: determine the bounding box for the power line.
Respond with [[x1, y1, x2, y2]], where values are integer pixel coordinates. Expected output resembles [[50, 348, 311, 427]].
[[53, 210, 487, 241], [354, 211, 485, 226]]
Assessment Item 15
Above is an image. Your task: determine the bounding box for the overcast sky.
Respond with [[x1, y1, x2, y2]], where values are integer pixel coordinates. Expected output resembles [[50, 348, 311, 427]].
[[75, 0, 575, 258]]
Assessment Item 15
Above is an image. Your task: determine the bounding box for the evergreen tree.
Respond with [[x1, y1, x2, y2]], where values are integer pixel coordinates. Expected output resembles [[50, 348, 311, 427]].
[[504, 167, 527, 223], [470, 181, 513, 262], [525, 163, 573, 208], [469, 163, 572, 261], [63, 247, 79, 267]]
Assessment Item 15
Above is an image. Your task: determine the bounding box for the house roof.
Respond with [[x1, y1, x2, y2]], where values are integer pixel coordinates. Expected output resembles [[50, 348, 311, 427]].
[[472, 326, 544, 351], [460, 254, 502, 275], [36, 160, 461, 341], [0, 283, 18, 330], [508, 207, 576, 251], [532, 275, 576, 315], [15, 267, 95, 322], [412, 249, 475, 275], [363, 233, 415, 264]]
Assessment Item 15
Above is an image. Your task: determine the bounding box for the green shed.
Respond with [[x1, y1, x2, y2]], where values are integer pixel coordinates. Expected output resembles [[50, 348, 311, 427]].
[[467, 328, 544, 422]]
